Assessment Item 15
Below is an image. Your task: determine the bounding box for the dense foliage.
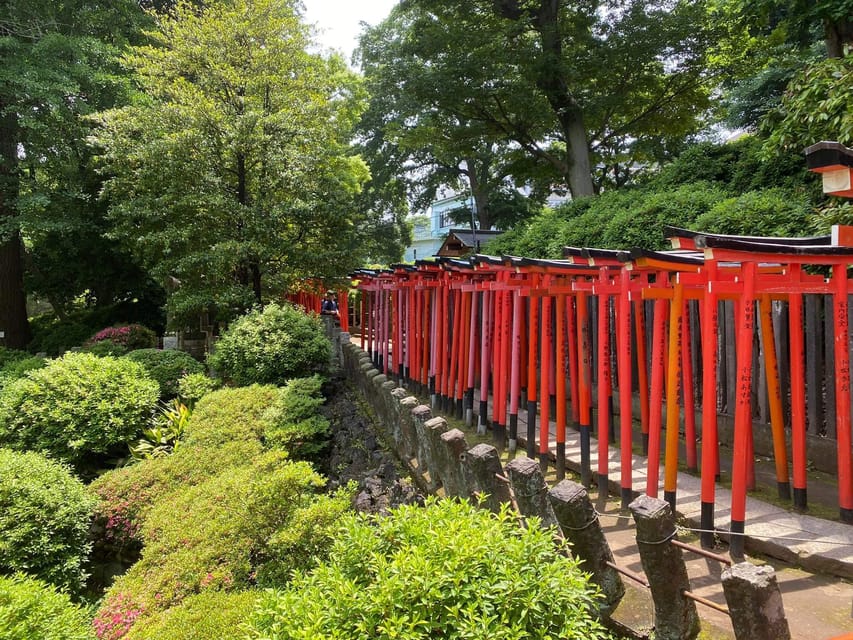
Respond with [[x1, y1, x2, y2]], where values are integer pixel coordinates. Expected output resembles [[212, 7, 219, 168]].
[[122, 591, 257, 640], [246, 498, 612, 640], [92, 0, 389, 325], [0, 450, 97, 594], [487, 137, 823, 256], [262, 375, 329, 457], [124, 349, 204, 399], [0, 353, 159, 469], [94, 453, 350, 634], [0, 574, 95, 640], [208, 304, 331, 386]]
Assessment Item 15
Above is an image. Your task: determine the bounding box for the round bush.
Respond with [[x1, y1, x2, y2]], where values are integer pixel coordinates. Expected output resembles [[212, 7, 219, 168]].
[[0, 353, 160, 467], [0, 357, 45, 393], [124, 349, 204, 399], [0, 449, 97, 594], [0, 573, 95, 640], [245, 498, 611, 640], [177, 372, 219, 408], [208, 303, 331, 386]]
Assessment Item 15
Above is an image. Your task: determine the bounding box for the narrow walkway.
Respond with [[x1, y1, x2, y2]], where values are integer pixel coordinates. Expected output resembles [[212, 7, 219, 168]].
[[493, 396, 853, 579]]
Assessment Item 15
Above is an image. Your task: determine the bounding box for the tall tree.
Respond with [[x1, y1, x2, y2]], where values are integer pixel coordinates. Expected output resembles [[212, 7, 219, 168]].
[[0, 0, 144, 348], [358, 0, 716, 201], [94, 0, 371, 326]]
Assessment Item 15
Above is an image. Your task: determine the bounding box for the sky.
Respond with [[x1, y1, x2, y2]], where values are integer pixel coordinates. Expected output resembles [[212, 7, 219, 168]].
[[302, 0, 398, 64]]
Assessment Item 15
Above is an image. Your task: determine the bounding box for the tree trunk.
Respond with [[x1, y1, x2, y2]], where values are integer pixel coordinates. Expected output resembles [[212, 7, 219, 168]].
[[465, 158, 492, 230], [824, 18, 853, 59], [493, 0, 596, 198], [251, 262, 262, 304], [0, 103, 31, 348]]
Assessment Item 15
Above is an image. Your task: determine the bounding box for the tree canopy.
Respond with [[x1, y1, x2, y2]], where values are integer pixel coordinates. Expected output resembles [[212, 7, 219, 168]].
[[94, 0, 379, 326]]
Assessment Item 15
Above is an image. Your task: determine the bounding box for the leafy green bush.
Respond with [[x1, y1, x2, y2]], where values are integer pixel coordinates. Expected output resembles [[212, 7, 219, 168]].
[[601, 182, 728, 250], [692, 188, 812, 238], [90, 384, 282, 562], [245, 498, 611, 640], [95, 453, 349, 632], [27, 318, 93, 356], [122, 591, 257, 640], [124, 349, 204, 399], [0, 348, 30, 369], [0, 573, 95, 640], [182, 385, 281, 450], [208, 303, 331, 386], [89, 439, 264, 574], [0, 356, 45, 392], [81, 341, 129, 357], [0, 449, 97, 594], [263, 375, 329, 457], [177, 372, 220, 408], [0, 353, 160, 468]]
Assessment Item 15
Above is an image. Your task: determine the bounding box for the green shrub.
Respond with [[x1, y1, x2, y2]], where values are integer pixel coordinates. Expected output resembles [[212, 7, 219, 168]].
[[263, 375, 329, 457], [208, 303, 331, 386], [0, 353, 160, 468], [89, 439, 264, 576], [124, 349, 204, 399], [95, 453, 347, 631], [81, 341, 129, 357], [692, 188, 812, 238], [0, 348, 30, 369], [27, 318, 93, 356], [0, 449, 97, 594], [182, 385, 281, 450], [177, 372, 220, 408], [122, 591, 257, 640], [245, 498, 612, 640], [0, 573, 95, 640], [0, 357, 45, 392]]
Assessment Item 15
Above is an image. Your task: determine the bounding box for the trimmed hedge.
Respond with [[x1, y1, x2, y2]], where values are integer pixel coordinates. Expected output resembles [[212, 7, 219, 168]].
[[208, 303, 331, 386], [124, 349, 205, 399], [0, 449, 97, 594], [0, 574, 95, 640], [0, 353, 159, 468]]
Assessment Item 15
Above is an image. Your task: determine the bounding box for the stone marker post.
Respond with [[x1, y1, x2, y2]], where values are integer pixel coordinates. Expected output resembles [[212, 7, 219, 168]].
[[721, 562, 791, 640], [464, 443, 513, 513], [438, 429, 471, 497], [505, 457, 559, 529], [548, 480, 625, 614], [629, 495, 699, 640]]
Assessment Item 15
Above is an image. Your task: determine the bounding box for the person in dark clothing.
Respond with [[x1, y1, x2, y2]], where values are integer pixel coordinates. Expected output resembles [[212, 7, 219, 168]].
[[321, 291, 339, 317]]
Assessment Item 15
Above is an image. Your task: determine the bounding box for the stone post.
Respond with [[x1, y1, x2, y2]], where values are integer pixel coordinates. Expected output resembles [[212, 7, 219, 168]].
[[548, 480, 625, 614], [438, 429, 471, 497], [410, 405, 439, 490], [464, 443, 513, 513], [398, 397, 420, 460], [629, 495, 699, 640], [721, 562, 791, 640], [423, 416, 449, 487], [505, 457, 558, 529]]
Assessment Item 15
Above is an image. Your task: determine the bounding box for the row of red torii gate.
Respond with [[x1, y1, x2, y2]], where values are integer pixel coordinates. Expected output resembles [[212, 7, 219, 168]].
[[289, 223, 853, 562]]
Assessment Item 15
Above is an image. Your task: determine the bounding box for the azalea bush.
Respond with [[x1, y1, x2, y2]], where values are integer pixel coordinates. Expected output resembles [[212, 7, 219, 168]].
[[0, 449, 97, 594], [0, 573, 95, 640], [122, 591, 257, 640], [124, 349, 204, 399], [86, 324, 157, 353], [208, 303, 330, 386], [246, 498, 613, 640], [0, 353, 159, 469], [95, 453, 350, 635]]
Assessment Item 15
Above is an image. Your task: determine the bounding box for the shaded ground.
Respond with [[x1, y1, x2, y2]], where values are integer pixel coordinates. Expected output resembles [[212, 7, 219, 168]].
[[321, 374, 424, 514]]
